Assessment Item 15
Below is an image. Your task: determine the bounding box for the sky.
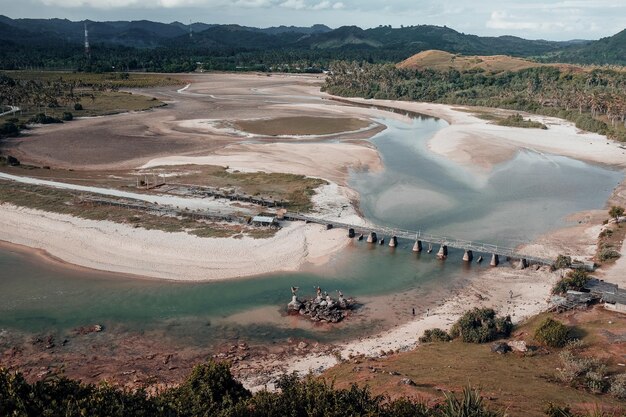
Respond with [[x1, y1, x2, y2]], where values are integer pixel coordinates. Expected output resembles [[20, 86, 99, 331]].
[[2, 0, 625, 41]]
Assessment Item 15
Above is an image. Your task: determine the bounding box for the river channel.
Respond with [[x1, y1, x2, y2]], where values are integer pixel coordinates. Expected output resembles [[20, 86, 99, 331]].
[[0, 114, 622, 348]]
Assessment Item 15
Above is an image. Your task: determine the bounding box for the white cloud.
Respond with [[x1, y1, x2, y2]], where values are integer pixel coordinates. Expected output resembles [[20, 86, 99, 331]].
[[486, 11, 539, 30], [311, 0, 331, 10], [280, 0, 306, 10]]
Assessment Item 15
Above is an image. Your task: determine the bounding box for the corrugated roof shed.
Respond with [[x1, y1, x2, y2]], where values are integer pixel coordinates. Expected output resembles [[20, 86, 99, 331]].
[[252, 215, 276, 223]]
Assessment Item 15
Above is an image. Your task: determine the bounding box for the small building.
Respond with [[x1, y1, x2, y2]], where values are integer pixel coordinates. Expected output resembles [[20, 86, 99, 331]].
[[585, 278, 626, 314], [252, 215, 278, 227]]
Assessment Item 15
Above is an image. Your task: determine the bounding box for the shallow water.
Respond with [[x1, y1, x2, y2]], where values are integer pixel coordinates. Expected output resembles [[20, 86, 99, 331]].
[[0, 114, 622, 348]]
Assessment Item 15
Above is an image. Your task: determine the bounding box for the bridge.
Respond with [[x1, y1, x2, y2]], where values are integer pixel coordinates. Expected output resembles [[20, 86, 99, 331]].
[[284, 212, 554, 267]]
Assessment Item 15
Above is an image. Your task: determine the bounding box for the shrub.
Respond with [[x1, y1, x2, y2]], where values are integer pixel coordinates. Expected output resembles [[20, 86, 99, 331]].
[[29, 113, 62, 124], [449, 308, 513, 343], [61, 111, 73, 121], [552, 269, 590, 295], [554, 255, 572, 269], [419, 328, 451, 343], [0, 155, 20, 166], [609, 373, 626, 399], [0, 121, 20, 137], [608, 206, 624, 221], [558, 349, 607, 392], [74, 102, 83, 110], [534, 318, 571, 348], [598, 247, 620, 262], [440, 386, 500, 417]]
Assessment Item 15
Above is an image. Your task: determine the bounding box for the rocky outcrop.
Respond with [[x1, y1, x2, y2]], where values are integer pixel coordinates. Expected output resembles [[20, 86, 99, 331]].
[[287, 288, 355, 323]]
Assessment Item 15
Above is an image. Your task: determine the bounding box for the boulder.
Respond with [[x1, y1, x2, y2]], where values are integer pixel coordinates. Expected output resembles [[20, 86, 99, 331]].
[[491, 342, 511, 354]]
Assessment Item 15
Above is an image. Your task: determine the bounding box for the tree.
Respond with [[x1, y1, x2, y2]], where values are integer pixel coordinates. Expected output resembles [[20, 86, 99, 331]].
[[609, 205, 624, 222]]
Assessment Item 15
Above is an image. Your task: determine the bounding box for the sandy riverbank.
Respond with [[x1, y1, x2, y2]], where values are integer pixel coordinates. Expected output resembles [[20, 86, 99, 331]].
[[141, 141, 382, 187], [337, 97, 626, 172], [0, 195, 351, 281]]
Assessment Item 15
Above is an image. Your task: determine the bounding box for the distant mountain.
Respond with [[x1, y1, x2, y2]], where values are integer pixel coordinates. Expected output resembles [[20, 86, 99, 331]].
[[553, 29, 626, 65], [0, 15, 623, 71]]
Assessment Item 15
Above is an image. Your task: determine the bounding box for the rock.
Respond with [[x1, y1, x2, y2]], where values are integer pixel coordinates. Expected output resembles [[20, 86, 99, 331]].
[[297, 342, 308, 350], [399, 378, 416, 386], [491, 342, 511, 354], [507, 340, 528, 352], [73, 324, 104, 335]]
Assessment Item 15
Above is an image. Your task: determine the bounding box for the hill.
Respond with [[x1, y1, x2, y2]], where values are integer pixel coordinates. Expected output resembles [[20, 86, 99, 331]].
[[554, 29, 626, 66], [397, 50, 543, 73], [0, 16, 624, 71]]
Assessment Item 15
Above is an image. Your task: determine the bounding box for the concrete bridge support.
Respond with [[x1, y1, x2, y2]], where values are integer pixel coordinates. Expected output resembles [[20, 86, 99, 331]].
[[367, 232, 377, 243], [412, 240, 422, 252], [437, 245, 448, 260], [516, 258, 527, 270], [389, 236, 397, 247], [463, 250, 474, 262], [348, 228, 355, 238], [490, 254, 499, 267]]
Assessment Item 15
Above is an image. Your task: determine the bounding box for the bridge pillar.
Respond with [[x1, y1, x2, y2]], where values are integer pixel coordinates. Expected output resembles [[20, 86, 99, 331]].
[[463, 250, 473, 262], [367, 232, 377, 243], [516, 258, 527, 270], [437, 245, 448, 260], [389, 236, 397, 247], [348, 228, 355, 238], [490, 254, 499, 267], [412, 240, 422, 252]]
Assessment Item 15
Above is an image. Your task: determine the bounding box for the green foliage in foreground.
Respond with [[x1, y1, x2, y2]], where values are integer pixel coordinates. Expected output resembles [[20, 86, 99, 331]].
[[534, 318, 571, 348], [552, 269, 590, 295], [450, 308, 513, 344], [0, 362, 508, 417]]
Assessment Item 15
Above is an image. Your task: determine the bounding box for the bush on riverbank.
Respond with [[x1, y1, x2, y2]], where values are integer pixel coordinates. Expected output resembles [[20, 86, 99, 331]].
[[450, 308, 513, 343], [534, 318, 571, 348], [552, 269, 590, 295], [419, 328, 452, 343]]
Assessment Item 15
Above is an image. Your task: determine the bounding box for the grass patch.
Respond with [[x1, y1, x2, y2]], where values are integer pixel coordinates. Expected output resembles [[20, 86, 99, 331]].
[[145, 165, 327, 212], [233, 116, 370, 136], [0, 181, 276, 239], [325, 308, 625, 416], [3, 71, 186, 88], [495, 113, 548, 129], [471, 111, 548, 129], [1, 90, 164, 126]]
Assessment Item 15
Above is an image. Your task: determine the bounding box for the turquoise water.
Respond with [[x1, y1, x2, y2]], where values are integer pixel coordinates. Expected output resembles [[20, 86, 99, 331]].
[[0, 114, 622, 347]]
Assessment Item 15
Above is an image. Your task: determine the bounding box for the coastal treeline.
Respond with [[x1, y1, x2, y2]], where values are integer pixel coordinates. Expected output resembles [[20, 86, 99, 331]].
[[323, 63, 626, 141], [0, 361, 586, 417]]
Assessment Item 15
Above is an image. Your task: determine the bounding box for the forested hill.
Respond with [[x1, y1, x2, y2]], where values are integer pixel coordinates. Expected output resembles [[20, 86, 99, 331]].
[[551, 29, 626, 66], [0, 15, 624, 71]]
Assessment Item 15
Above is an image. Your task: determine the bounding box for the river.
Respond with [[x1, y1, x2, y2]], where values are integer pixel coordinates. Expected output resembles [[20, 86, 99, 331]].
[[0, 114, 622, 349]]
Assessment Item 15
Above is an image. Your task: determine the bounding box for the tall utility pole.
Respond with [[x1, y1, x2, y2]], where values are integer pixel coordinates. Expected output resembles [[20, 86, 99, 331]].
[[84, 22, 90, 58], [189, 19, 193, 39]]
